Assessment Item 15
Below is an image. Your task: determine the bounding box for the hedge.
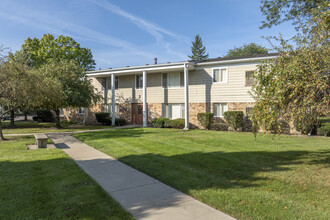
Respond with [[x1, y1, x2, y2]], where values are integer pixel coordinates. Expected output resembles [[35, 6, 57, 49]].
[[152, 117, 170, 128], [95, 112, 126, 126], [197, 113, 214, 129], [317, 123, 330, 136], [164, 119, 185, 129], [223, 111, 244, 131], [210, 123, 228, 131]]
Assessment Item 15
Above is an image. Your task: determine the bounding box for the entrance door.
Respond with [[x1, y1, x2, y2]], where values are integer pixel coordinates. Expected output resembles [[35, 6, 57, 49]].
[[131, 103, 146, 125]]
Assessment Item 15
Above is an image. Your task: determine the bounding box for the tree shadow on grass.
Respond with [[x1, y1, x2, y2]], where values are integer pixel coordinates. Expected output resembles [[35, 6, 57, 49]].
[[74, 127, 159, 140], [0, 157, 132, 219], [117, 149, 329, 190]]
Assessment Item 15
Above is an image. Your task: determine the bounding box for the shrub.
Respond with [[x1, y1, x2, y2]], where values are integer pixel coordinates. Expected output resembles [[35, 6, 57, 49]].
[[164, 119, 173, 128], [95, 112, 110, 124], [95, 112, 125, 126], [210, 123, 228, 131], [197, 113, 214, 129], [223, 111, 244, 131], [294, 115, 318, 134], [36, 110, 54, 122], [152, 117, 170, 128], [318, 117, 330, 126], [164, 119, 185, 129], [171, 119, 185, 129], [32, 116, 39, 121], [317, 123, 330, 136], [115, 118, 126, 126]]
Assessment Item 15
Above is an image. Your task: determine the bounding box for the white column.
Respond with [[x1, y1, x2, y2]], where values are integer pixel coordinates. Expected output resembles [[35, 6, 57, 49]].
[[111, 74, 115, 126], [143, 70, 147, 127], [184, 63, 189, 129]]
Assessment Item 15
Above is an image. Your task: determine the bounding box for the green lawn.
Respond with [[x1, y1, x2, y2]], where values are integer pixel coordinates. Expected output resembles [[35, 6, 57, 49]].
[[2, 121, 110, 134], [74, 128, 330, 220], [0, 136, 132, 219]]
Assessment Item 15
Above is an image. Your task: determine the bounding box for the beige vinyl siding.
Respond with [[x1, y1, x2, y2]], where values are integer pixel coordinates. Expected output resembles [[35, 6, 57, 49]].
[[89, 62, 258, 104]]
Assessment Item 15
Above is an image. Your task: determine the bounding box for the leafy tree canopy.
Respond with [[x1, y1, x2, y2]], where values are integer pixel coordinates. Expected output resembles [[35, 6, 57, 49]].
[[251, 10, 330, 134], [225, 43, 269, 57], [260, 0, 329, 29], [35, 59, 102, 128], [0, 53, 60, 139], [188, 34, 209, 60], [14, 34, 96, 71]]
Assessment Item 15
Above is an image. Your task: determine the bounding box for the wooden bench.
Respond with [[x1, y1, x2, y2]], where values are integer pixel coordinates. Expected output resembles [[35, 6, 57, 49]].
[[34, 134, 49, 148]]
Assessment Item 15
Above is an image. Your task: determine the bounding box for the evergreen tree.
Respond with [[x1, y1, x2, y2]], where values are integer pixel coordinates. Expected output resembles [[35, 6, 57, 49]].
[[188, 34, 209, 60]]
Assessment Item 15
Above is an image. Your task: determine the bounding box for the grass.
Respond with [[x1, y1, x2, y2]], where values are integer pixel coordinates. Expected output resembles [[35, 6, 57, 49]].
[[2, 120, 110, 134], [74, 128, 330, 220], [0, 136, 132, 219]]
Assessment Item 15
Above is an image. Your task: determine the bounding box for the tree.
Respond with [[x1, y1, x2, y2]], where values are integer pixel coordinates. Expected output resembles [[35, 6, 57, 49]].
[[188, 34, 209, 60], [14, 34, 101, 128], [260, 0, 329, 29], [35, 59, 101, 128], [251, 10, 330, 134], [0, 55, 58, 140], [17, 34, 96, 71], [225, 43, 269, 57]]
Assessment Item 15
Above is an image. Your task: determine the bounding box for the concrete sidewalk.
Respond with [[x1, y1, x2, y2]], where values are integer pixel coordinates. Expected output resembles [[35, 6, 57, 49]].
[[49, 133, 235, 220]]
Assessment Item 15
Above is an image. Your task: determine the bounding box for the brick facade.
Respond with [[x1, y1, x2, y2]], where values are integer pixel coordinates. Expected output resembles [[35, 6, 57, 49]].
[[65, 102, 256, 128]]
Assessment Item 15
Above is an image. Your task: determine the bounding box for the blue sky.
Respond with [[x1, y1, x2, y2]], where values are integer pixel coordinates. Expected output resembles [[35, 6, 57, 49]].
[[0, 0, 296, 69]]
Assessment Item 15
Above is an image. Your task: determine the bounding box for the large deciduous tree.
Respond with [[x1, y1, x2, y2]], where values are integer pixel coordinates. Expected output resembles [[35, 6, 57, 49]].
[[251, 10, 330, 134], [15, 34, 101, 128], [18, 34, 96, 71], [0, 55, 60, 140], [188, 34, 209, 61], [260, 0, 329, 29], [225, 43, 269, 57], [35, 59, 101, 128]]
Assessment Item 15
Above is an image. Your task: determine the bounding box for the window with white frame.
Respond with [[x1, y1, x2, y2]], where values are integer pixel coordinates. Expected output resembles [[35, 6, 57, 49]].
[[213, 103, 228, 117], [101, 104, 119, 117], [78, 107, 85, 115], [212, 68, 228, 83], [162, 104, 185, 119], [245, 71, 255, 86], [100, 77, 115, 91], [135, 74, 143, 89], [162, 72, 184, 89]]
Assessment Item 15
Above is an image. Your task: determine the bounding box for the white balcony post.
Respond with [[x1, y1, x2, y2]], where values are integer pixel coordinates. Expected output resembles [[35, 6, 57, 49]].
[[111, 74, 115, 126], [143, 71, 147, 127], [184, 63, 189, 129]]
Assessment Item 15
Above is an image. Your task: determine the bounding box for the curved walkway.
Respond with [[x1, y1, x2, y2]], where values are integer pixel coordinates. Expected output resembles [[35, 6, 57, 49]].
[[48, 131, 235, 220]]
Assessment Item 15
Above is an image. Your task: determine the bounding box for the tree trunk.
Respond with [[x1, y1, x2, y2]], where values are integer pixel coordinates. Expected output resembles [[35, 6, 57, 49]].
[[0, 120, 7, 141], [54, 109, 62, 129], [10, 110, 15, 127], [24, 111, 28, 121]]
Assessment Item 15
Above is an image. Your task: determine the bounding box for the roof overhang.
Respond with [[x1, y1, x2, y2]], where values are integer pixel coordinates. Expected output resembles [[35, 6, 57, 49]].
[[87, 62, 195, 77], [194, 55, 278, 66]]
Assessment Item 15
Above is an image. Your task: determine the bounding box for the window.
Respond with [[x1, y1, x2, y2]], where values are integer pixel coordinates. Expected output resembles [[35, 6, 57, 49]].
[[212, 68, 228, 83], [213, 103, 228, 117], [101, 78, 106, 91], [245, 71, 255, 86], [101, 104, 119, 117], [135, 74, 143, 89], [100, 77, 113, 91], [162, 72, 184, 89], [115, 76, 119, 90], [162, 104, 185, 119], [246, 107, 253, 116], [78, 107, 85, 115]]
